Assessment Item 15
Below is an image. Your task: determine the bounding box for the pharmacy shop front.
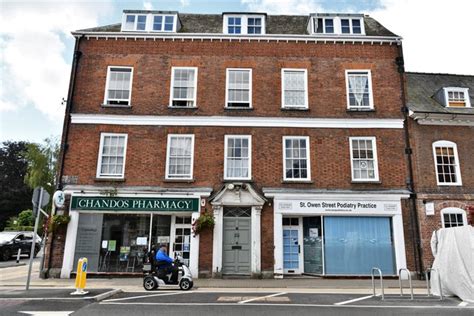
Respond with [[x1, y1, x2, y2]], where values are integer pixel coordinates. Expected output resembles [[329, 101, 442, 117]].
[[60, 194, 203, 278], [264, 190, 409, 277]]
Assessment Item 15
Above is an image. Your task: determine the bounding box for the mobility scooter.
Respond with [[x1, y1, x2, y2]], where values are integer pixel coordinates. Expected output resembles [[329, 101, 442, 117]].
[[142, 249, 193, 291]]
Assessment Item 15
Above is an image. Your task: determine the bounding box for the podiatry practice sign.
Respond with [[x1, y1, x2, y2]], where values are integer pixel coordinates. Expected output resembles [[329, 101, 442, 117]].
[[71, 196, 199, 212]]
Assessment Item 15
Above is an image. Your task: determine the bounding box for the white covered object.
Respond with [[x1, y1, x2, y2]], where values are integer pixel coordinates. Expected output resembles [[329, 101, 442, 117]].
[[430, 226, 474, 302]]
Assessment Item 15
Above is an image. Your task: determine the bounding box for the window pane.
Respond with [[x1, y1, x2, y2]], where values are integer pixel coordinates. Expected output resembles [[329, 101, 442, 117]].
[[225, 136, 250, 179], [153, 16, 163, 31], [325, 19, 334, 33], [164, 16, 174, 31], [341, 19, 350, 33], [227, 70, 251, 107], [434, 145, 459, 184], [100, 135, 126, 177], [107, 68, 132, 105], [284, 138, 309, 180], [125, 15, 135, 30], [352, 19, 361, 34], [347, 72, 370, 107], [351, 138, 377, 180], [137, 15, 146, 30], [172, 68, 196, 107], [283, 70, 306, 107], [167, 136, 193, 178]]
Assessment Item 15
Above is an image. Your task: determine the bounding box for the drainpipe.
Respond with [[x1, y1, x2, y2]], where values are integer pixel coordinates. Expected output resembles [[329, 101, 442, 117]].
[[396, 44, 424, 278], [43, 35, 83, 278]]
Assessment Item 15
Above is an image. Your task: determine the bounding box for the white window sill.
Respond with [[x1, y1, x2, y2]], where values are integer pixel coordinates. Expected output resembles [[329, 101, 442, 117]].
[[436, 183, 463, 186], [351, 180, 381, 184], [95, 177, 126, 182], [347, 107, 375, 112], [101, 103, 132, 108], [281, 106, 309, 111], [168, 105, 198, 109]]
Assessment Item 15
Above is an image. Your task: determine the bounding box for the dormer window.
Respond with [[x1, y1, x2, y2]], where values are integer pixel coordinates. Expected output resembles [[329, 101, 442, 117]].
[[444, 88, 471, 108], [121, 12, 178, 32], [310, 15, 365, 35], [223, 14, 265, 35], [315, 18, 334, 34], [341, 18, 362, 34]]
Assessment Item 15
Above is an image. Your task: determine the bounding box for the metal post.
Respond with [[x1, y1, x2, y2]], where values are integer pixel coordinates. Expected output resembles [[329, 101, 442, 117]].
[[26, 188, 42, 290], [371, 267, 384, 300], [16, 249, 22, 263], [425, 268, 443, 300], [399, 268, 413, 300]]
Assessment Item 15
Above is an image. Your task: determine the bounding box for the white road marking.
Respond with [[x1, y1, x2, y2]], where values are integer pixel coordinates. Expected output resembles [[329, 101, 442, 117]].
[[238, 292, 287, 304], [99, 301, 473, 309], [458, 301, 469, 307], [103, 291, 188, 302], [19, 312, 73, 316], [334, 295, 373, 305]]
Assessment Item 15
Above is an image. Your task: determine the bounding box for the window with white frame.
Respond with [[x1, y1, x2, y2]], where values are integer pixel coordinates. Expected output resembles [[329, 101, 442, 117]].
[[224, 135, 251, 180], [315, 18, 334, 33], [227, 17, 242, 34], [224, 15, 265, 35], [166, 135, 194, 180], [346, 70, 374, 109], [247, 17, 262, 34], [226, 69, 252, 108], [444, 88, 471, 108], [104, 67, 133, 106], [97, 133, 128, 178], [341, 18, 362, 34], [433, 141, 462, 185], [441, 208, 467, 228], [283, 136, 310, 181], [122, 13, 177, 32], [350, 137, 379, 181], [282, 69, 308, 108], [170, 67, 198, 107]]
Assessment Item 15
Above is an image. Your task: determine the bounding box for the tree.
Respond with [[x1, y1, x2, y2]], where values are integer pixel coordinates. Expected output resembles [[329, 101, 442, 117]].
[[24, 137, 60, 197], [0, 141, 32, 230]]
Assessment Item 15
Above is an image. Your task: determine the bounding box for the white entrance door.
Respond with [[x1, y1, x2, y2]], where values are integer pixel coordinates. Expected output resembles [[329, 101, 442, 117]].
[[283, 217, 303, 274]]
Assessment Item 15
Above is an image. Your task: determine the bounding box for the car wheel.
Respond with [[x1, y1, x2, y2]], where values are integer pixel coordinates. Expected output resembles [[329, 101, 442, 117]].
[[179, 278, 192, 291], [2, 249, 11, 261], [143, 276, 157, 291]]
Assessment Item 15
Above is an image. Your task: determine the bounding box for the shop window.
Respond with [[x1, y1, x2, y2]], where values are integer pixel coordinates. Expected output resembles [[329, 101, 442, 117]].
[[346, 70, 374, 109], [224, 135, 251, 180], [282, 218, 299, 226], [170, 67, 198, 107], [350, 137, 379, 182], [165, 134, 194, 180], [283, 136, 311, 181], [441, 208, 467, 228], [432, 141, 462, 186], [324, 216, 395, 275], [282, 69, 308, 109], [103, 66, 133, 106], [98, 214, 151, 273], [96, 133, 128, 179], [226, 69, 252, 108]]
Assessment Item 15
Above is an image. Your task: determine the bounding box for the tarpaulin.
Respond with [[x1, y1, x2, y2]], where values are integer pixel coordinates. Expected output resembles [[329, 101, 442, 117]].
[[430, 226, 474, 302]]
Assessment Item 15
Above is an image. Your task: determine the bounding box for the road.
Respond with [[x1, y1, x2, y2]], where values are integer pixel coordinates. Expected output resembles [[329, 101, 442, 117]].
[[0, 290, 472, 316]]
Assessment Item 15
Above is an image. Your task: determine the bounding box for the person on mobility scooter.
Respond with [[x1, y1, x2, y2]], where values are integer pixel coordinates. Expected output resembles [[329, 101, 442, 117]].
[[142, 244, 193, 291]]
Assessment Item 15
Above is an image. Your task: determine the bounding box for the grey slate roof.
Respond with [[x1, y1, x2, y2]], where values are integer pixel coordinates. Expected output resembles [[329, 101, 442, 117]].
[[406, 72, 474, 115], [76, 13, 398, 37]]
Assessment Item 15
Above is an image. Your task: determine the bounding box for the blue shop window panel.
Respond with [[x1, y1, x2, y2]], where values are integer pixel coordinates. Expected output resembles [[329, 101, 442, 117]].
[[324, 217, 395, 275]]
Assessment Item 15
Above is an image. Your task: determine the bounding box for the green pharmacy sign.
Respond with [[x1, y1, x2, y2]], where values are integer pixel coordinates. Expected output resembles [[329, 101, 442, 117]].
[[71, 196, 199, 212]]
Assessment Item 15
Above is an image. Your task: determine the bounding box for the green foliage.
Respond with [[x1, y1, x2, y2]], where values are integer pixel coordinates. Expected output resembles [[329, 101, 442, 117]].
[[23, 137, 60, 197], [48, 214, 70, 233], [17, 210, 34, 226], [4, 226, 34, 232], [192, 211, 215, 236], [0, 141, 32, 230]]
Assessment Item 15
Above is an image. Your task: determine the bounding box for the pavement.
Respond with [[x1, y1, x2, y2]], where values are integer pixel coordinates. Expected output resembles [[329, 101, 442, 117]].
[[1, 257, 473, 315]]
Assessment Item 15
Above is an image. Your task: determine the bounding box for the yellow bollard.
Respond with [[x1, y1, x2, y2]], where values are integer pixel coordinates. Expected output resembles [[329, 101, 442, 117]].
[[71, 257, 89, 295]]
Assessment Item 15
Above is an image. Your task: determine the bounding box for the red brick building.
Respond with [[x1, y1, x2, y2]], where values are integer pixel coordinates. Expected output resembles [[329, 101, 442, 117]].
[[43, 10, 415, 279], [406, 72, 474, 271]]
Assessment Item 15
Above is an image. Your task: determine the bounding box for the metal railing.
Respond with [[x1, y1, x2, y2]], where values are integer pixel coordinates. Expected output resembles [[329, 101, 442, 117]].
[[425, 268, 444, 300], [371, 267, 384, 300], [398, 268, 414, 300]]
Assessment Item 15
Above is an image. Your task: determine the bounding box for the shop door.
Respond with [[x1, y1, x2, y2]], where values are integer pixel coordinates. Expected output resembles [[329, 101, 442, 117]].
[[222, 207, 251, 275], [172, 216, 192, 267], [283, 217, 303, 274]]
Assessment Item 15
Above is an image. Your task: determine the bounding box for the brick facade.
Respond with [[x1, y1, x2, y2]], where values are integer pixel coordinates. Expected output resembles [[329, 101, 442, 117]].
[[409, 120, 474, 270], [48, 12, 417, 279]]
